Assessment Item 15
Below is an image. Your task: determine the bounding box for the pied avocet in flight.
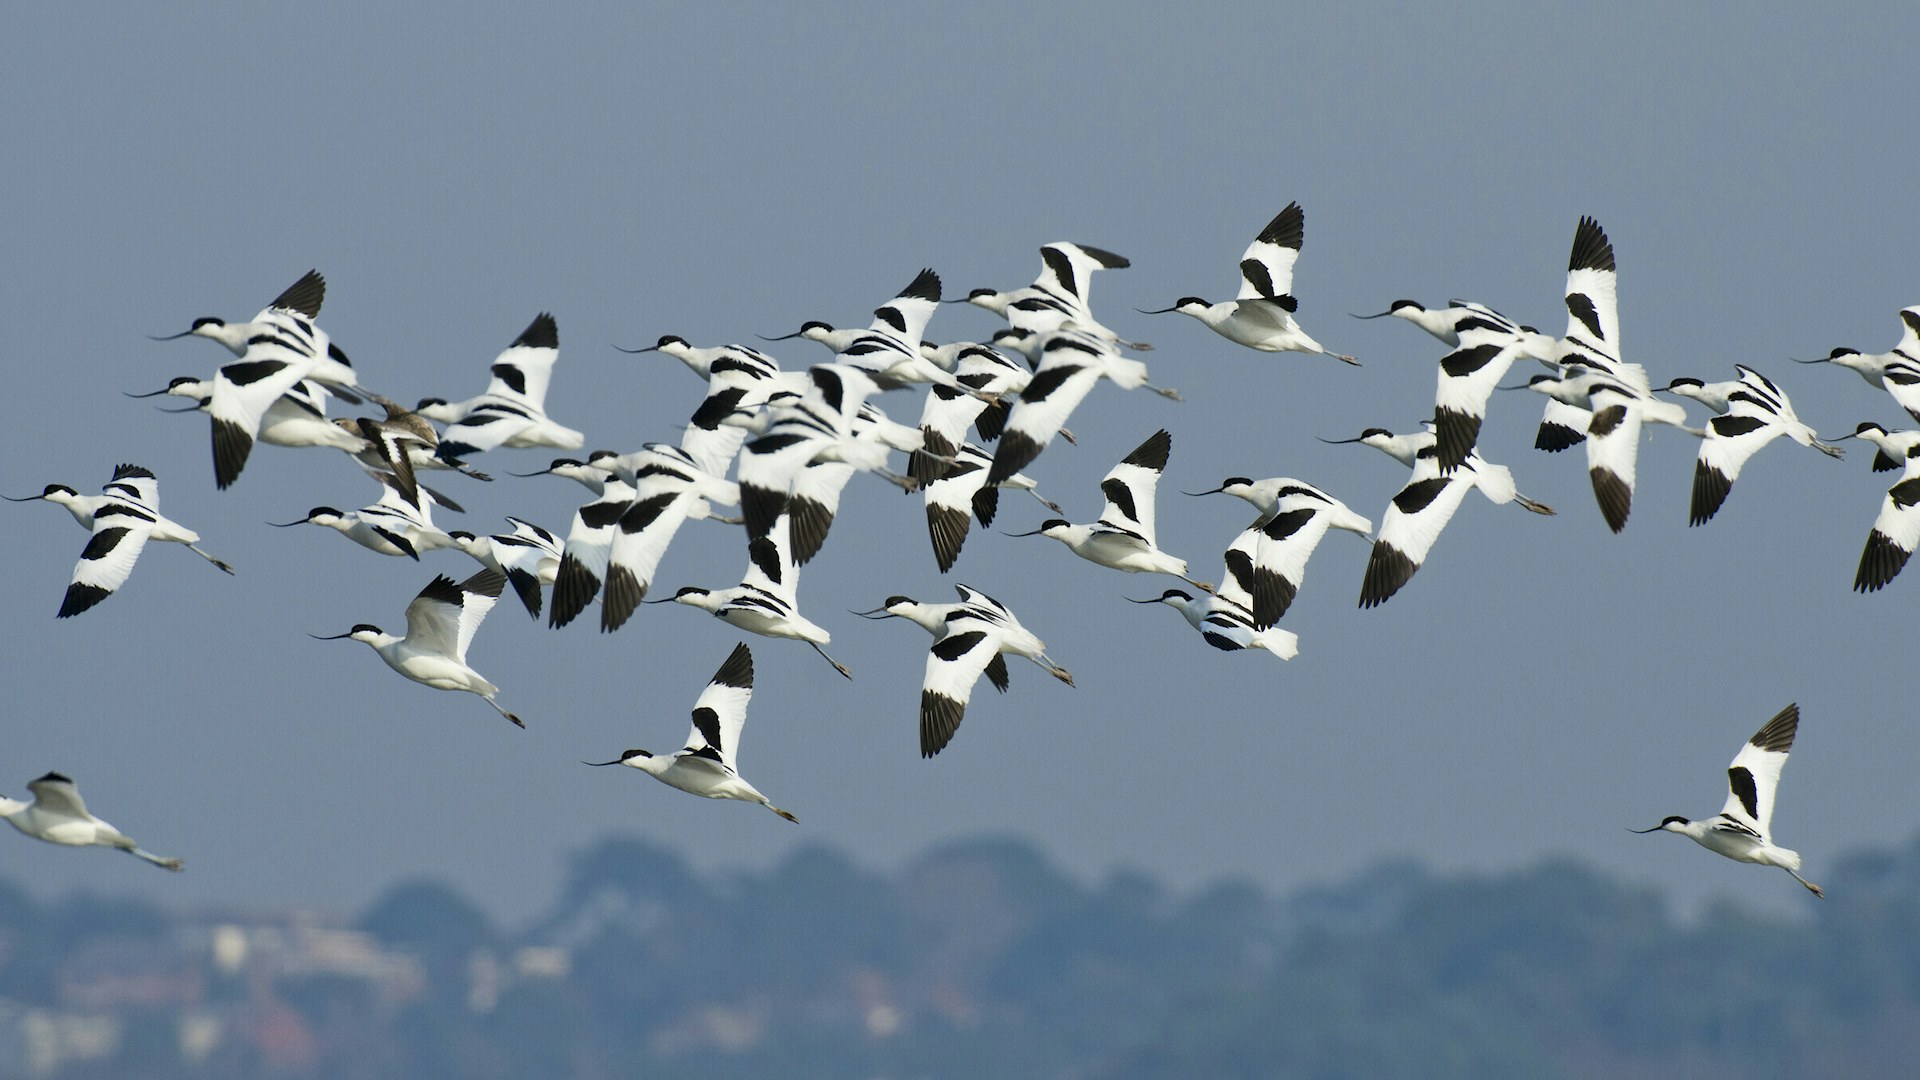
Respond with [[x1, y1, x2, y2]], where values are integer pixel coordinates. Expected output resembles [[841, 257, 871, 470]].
[[1664, 365, 1842, 525], [857, 584, 1073, 758], [1185, 476, 1371, 626], [1, 773, 183, 870], [151, 268, 368, 402], [584, 643, 797, 822], [660, 511, 851, 679], [417, 313, 586, 462], [1010, 428, 1207, 590], [313, 567, 525, 728], [1129, 517, 1301, 660], [1141, 202, 1358, 365], [1324, 426, 1552, 608], [8, 463, 233, 617], [1633, 703, 1823, 898], [962, 241, 1149, 351]]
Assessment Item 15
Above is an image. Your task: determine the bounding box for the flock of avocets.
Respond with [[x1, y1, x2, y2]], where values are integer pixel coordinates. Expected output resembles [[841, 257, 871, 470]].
[[12, 204, 1917, 898]]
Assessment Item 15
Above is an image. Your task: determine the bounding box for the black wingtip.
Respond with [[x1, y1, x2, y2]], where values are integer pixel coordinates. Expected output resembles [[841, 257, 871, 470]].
[[1590, 467, 1632, 533], [1568, 217, 1615, 274], [1358, 542, 1415, 609], [513, 312, 559, 350], [1120, 429, 1172, 471], [1256, 202, 1305, 250], [920, 691, 965, 758], [1689, 462, 1732, 527], [900, 268, 941, 303], [270, 270, 326, 318], [712, 642, 754, 689]]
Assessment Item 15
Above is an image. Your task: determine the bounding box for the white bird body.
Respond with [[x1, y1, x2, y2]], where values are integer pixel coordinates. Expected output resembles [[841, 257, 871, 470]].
[[0, 773, 183, 870], [451, 516, 562, 617], [1336, 427, 1553, 608], [965, 241, 1145, 350], [320, 567, 523, 727], [1636, 704, 1822, 897], [422, 313, 586, 461], [986, 330, 1173, 486], [1193, 476, 1372, 626], [9, 464, 234, 617], [1680, 366, 1843, 525], [1148, 202, 1356, 364], [667, 512, 849, 678], [587, 643, 795, 821], [863, 584, 1072, 757], [1019, 429, 1197, 584], [278, 470, 455, 560]]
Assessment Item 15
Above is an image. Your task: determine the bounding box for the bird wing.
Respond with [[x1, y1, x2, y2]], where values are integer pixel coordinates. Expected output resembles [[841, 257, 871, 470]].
[[403, 567, 503, 663], [867, 268, 941, 351], [988, 344, 1103, 483], [1359, 450, 1473, 608], [100, 463, 160, 512], [26, 773, 90, 817], [924, 445, 990, 573], [1036, 242, 1129, 310], [1691, 405, 1788, 525], [1583, 385, 1646, 533], [1249, 495, 1341, 627], [1214, 522, 1264, 619], [1433, 330, 1531, 471], [549, 481, 635, 627], [740, 511, 800, 605], [788, 461, 857, 565], [1718, 703, 1799, 839], [919, 614, 1005, 757], [60, 502, 155, 617], [207, 334, 322, 488], [1559, 216, 1621, 366], [683, 643, 754, 768], [1855, 456, 1920, 591], [436, 401, 540, 460], [1097, 429, 1172, 548], [1234, 202, 1303, 303], [482, 313, 559, 409], [1880, 360, 1920, 424], [601, 490, 697, 631]]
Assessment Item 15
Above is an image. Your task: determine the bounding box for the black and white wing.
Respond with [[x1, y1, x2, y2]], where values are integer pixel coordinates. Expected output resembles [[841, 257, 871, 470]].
[[1583, 375, 1648, 533], [1096, 429, 1171, 549], [682, 642, 755, 771], [923, 437, 991, 572], [493, 516, 562, 617], [601, 489, 699, 632], [1359, 448, 1473, 608], [1535, 217, 1620, 452], [483, 313, 559, 410], [1854, 454, 1920, 592], [986, 335, 1107, 485], [1250, 486, 1371, 627], [59, 498, 156, 617], [549, 479, 635, 628], [1690, 403, 1788, 525], [919, 613, 1007, 758], [405, 567, 504, 664], [1234, 202, 1303, 305], [1718, 704, 1799, 842], [26, 772, 90, 817], [1433, 328, 1533, 472]]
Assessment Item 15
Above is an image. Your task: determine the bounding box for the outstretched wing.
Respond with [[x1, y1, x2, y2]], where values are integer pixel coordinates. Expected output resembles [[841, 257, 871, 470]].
[[683, 643, 754, 769], [1718, 704, 1799, 839]]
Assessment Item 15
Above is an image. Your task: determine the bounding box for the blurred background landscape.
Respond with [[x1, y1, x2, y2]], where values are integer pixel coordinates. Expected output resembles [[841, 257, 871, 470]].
[[5, 832, 1919, 1079]]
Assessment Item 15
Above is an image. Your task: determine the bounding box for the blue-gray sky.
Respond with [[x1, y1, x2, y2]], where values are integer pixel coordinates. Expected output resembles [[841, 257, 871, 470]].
[[6, 3, 1913, 921]]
